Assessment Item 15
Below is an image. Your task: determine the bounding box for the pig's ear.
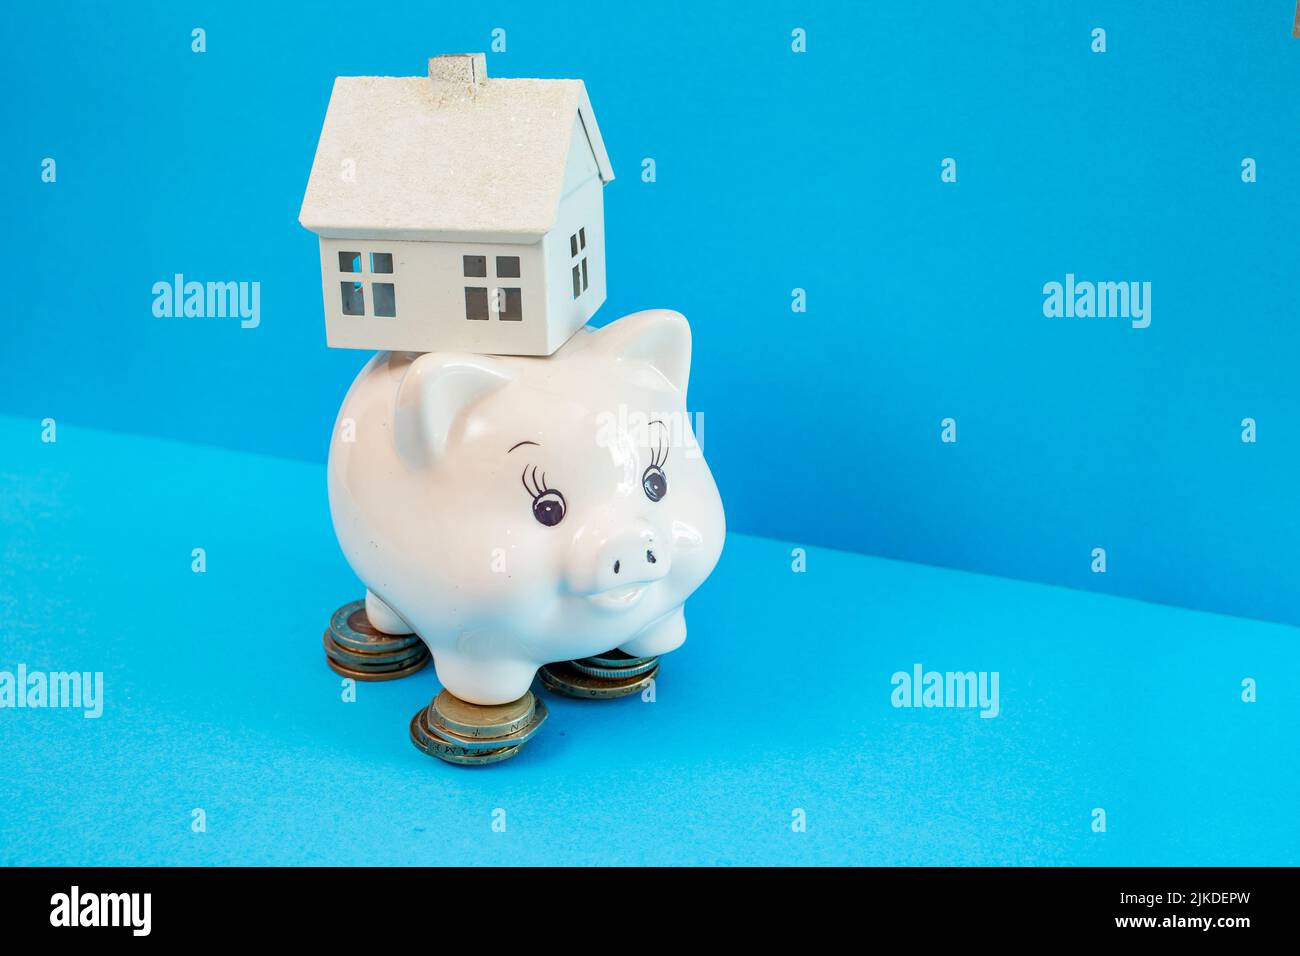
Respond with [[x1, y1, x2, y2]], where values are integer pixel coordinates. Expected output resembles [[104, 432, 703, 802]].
[[576, 309, 692, 395], [394, 353, 513, 468]]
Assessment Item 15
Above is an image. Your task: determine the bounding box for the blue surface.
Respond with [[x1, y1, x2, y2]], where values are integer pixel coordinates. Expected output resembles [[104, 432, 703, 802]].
[[2, 1, 1298, 627], [1, 416, 1295, 866]]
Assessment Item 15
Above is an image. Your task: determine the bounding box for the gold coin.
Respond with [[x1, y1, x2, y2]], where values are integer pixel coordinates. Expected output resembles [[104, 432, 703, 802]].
[[326, 653, 428, 682], [327, 600, 424, 654], [322, 630, 429, 668], [432, 689, 536, 738], [423, 698, 548, 751], [408, 710, 524, 766]]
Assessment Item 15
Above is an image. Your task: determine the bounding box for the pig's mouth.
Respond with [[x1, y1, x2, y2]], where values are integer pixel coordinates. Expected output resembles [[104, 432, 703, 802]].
[[586, 582, 651, 610]]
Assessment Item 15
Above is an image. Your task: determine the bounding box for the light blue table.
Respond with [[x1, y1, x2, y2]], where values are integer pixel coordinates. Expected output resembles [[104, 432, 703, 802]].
[[1, 415, 1295, 866]]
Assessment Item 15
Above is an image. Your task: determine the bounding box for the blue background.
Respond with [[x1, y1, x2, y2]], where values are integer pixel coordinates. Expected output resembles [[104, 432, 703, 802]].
[[2, 418, 1296, 865], [1, 0, 1297, 869], [3, 0, 1298, 627]]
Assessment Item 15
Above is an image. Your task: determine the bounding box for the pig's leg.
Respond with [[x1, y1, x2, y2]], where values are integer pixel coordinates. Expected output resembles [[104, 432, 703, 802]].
[[431, 651, 539, 706], [365, 590, 414, 635], [619, 606, 687, 657]]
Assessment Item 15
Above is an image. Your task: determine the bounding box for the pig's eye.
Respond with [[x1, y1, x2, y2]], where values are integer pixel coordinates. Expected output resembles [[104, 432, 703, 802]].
[[532, 491, 566, 527], [523, 466, 566, 527], [642, 465, 668, 503]]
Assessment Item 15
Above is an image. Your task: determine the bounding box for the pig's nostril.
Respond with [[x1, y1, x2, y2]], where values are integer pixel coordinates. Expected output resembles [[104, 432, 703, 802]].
[[613, 560, 620, 575], [646, 549, 656, 564]]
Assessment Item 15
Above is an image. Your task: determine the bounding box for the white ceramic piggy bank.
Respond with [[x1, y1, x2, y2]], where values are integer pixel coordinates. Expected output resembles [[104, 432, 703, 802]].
[[328, 310, 725, 704]]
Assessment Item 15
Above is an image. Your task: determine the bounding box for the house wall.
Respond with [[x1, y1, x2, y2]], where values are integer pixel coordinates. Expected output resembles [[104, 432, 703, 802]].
[[318, 237, 549, 355], [316, 115, 608, 358], [543, 176, 607, 353]]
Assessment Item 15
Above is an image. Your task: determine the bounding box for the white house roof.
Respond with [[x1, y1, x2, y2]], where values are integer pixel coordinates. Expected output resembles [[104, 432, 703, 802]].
[[299, 54, 615, 243]]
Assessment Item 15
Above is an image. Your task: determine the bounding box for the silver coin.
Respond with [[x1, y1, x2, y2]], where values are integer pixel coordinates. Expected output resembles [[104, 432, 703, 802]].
[[569, 656, 660, 679], [538, 663, 658, 700], [328, 600, 424, 654], [431, 689, 536, 738], [582, 649, 658, 669]]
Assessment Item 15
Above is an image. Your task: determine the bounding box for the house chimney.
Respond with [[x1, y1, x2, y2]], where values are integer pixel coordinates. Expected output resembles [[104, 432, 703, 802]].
[[428, 53, 487, 99]]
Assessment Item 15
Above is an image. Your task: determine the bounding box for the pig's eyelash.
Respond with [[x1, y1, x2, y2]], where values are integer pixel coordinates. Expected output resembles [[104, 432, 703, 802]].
[[650, 430, 669, 469], [522, 465, 555, 499]]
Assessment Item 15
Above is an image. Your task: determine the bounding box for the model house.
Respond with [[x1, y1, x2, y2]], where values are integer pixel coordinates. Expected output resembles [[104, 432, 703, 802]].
[[299, 53, 614, 356]]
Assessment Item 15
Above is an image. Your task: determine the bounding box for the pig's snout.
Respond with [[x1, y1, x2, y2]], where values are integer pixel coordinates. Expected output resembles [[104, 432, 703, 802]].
[[567, 516, 671, 603]]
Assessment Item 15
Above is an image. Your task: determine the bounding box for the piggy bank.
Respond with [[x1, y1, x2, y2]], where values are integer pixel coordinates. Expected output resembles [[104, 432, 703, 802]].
[[327, 310, 725, 704]]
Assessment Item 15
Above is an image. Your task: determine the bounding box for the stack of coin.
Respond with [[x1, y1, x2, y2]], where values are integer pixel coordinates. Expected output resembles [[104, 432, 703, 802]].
[[410, 689, 548, 766], [323, 600, 429, 681], [538, 649, 659, 699]]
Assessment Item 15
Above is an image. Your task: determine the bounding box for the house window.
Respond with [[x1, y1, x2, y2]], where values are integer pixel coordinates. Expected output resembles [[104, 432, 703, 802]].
[[373, 283, 396, 318], [465, 287, 489, 321], [464, 252, 523, 322], [498, 288, 522, 321], [336, 248, 396, 317], [570, 229, 588, 299], [340, 281, 364, 315]]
